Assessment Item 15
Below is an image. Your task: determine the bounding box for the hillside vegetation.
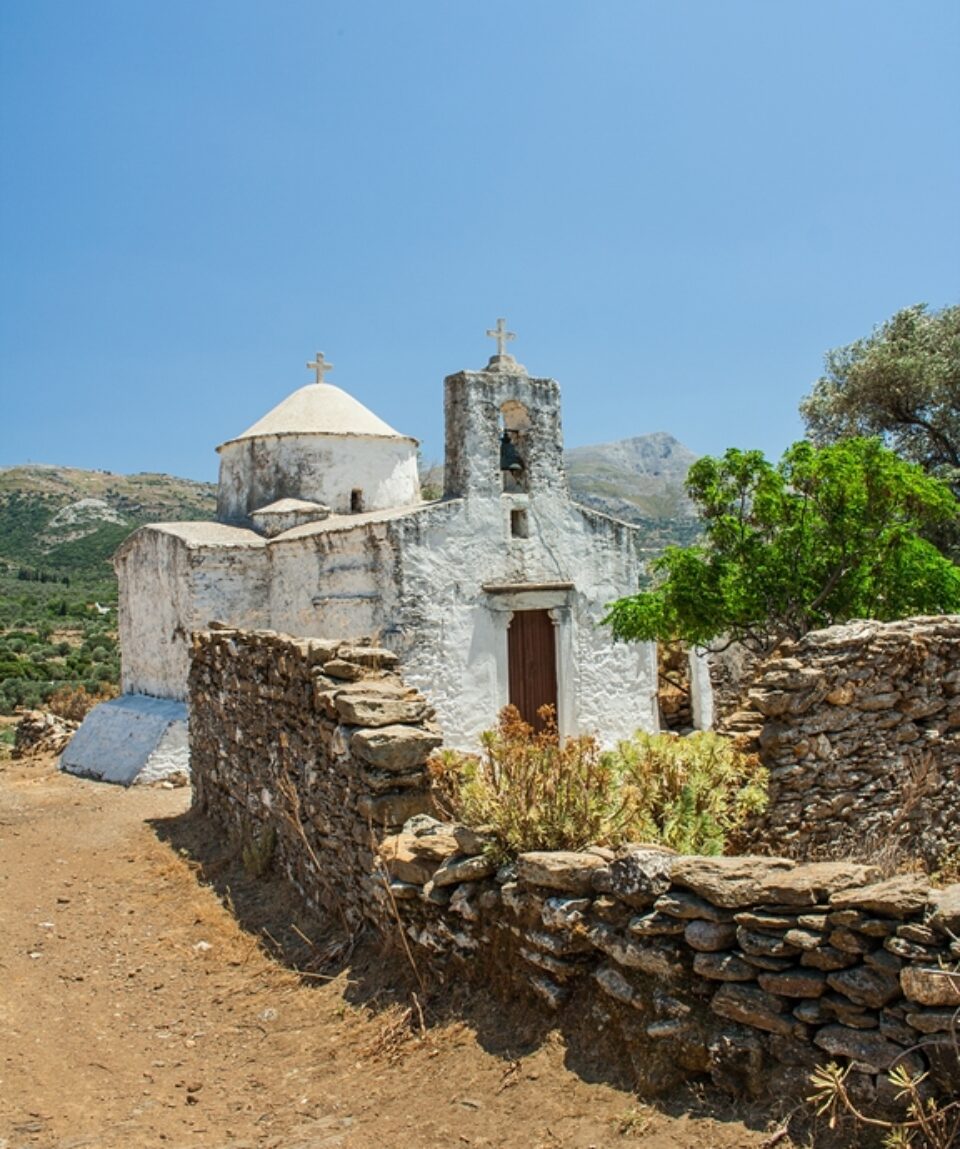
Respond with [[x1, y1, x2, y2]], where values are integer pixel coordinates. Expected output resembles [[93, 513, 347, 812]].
[[0, 466, 215, 713]]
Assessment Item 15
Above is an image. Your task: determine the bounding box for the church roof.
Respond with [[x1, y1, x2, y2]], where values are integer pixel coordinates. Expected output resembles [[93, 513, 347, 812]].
[[218, 383, 415, 450]]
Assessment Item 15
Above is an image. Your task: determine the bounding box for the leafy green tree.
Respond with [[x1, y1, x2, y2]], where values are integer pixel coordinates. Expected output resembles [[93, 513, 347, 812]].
[[800, 304, 960, 496], [605, 438, 960, 654]]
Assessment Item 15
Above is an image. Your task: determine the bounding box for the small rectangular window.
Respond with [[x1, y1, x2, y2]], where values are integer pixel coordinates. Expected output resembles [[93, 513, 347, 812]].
[[351, 489, 364, 513], [510, 508, 529, 538]]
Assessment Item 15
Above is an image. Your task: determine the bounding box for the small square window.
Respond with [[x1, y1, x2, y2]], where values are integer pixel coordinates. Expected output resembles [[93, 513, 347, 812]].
[[351, 489, 364, 513], [510, 508, 529, 538]]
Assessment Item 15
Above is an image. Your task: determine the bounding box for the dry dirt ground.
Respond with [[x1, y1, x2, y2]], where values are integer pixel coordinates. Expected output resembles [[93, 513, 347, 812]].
[[0, 749, 806, 1149]]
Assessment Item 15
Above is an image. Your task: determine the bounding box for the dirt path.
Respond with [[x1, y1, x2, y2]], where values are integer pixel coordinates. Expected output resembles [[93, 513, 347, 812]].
[[0, 753, 796, 1149]]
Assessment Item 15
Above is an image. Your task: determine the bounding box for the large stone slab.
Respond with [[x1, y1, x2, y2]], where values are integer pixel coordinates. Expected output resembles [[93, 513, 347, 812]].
[[335, 689, 427, 727], [900, 965, 960, 1007], [684, 920, 738, 952], [592, 846, 675, 907], [813, 1025, 902, 1074], [756, 862, 879, 907], [710, 984, 793, 1036], [928, 883, 960, 934], [829, 875, 930, 917], [379, 834, 441, 885], [357, 789, 434, 828], [671, 856, 795, 908], [826, 966, 900, 1008], [518, 851, 607, 894], [432, 854, 497, 888], [60, 695, 188, 786], [350, 725, 442, 770]]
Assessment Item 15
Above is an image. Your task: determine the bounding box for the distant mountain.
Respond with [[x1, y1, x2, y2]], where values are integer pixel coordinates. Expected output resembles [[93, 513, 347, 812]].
[[0, 465, 216, 578], [565, 432, 701, 550]]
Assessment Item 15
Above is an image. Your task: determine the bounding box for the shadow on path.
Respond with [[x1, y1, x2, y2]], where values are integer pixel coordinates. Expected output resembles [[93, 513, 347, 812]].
[[149, 803, 820, 1147]]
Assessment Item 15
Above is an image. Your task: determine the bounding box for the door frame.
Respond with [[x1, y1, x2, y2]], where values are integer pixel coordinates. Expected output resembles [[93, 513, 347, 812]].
[[482, 583, 577, 738]]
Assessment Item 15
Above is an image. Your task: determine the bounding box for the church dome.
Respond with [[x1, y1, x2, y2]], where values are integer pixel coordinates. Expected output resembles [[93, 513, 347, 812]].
[[215, 362, 421, 525], [219, 383, 415, 449]]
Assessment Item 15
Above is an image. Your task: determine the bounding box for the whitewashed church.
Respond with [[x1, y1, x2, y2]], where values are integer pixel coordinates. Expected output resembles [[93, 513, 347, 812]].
[[63, 326, 659, 782]]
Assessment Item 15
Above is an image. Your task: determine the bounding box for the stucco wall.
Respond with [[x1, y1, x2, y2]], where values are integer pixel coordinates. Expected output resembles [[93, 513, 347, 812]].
[[115, 487, 655, 744], [387, 496, 656, 747], [266, 517, 402, 641], [217, 433, 420, 522], [115, 525, 270, 699]]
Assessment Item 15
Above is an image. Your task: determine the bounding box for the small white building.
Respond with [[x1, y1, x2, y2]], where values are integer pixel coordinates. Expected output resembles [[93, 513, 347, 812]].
[[64, 334, 659, 782]]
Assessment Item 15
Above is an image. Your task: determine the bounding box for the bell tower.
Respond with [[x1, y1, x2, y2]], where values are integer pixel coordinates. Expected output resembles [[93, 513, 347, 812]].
[[443, 320, 567, 502]]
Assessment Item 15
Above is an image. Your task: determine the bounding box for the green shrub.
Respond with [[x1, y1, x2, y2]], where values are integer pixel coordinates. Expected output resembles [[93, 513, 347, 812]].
[[430, 707, 766, 860], [607, 730, 769, 855], [431, 707, 631, 861]]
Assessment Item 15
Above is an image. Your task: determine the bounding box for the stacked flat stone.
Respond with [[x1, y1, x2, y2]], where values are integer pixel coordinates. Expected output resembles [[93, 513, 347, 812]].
[[189, 628, 440, 930], [189, 624, 959, 1109], [378, 832, 960, 1102], [14, 709, 79, 758], [721, 616, 960, 865]]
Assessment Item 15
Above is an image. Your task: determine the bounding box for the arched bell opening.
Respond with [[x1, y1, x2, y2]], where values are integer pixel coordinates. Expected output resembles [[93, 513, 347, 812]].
[[499, 399, 531, 493]]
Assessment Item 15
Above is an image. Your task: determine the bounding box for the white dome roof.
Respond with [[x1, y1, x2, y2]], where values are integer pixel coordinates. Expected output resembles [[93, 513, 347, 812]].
[[218, 383, 415, 450]]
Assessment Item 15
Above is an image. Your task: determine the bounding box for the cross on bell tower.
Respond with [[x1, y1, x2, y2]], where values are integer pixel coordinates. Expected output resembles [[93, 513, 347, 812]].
[[486, 318, 515, 357], [483, 318, 526, 374], [306, 352, 333, 384]]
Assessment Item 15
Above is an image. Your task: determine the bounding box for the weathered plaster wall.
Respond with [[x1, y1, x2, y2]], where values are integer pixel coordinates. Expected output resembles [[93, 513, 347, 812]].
[[115, 524, 270, 699], [266, 515, 402, 642], [721, 616, 960, 865], [387, 496, 657, 747], [217, 434, 420, 522], [443, 369, 566, 501], [116, 486, 654, 745], [189, 628, 960, 1111], [60, 694, 188, 785]]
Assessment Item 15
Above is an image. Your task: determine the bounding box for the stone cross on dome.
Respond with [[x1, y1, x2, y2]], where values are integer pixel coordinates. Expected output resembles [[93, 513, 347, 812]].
[[306, 352, 333, 384]]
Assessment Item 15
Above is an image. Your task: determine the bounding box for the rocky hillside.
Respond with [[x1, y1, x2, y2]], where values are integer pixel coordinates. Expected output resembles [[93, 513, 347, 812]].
[[565, 431, 699, 539], [0, 465, 216, 578]]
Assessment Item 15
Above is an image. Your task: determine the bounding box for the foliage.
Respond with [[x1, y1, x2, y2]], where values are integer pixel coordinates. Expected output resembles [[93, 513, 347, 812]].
[[0, 572, 120, 714], [0, 466, 215, 713], [809, 1037, 960, 1149], [608, 730, 768, 855], [430, 707, 765, 859], [605, 438, 960, 654], [430, 707, 631, 859], [47, 683, 119, 722], [800, 304, 960, 497]]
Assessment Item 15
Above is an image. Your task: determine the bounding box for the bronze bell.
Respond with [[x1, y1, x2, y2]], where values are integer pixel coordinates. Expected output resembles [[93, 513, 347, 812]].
[[499, 433, 525, 474]]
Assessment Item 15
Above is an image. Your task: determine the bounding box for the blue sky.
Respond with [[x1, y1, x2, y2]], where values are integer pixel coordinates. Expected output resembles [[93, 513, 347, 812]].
[[1, 1, 957, 482]]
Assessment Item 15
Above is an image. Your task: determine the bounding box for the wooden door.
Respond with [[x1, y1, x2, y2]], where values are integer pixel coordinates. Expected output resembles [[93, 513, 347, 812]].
[[508, 610, 558, 731]]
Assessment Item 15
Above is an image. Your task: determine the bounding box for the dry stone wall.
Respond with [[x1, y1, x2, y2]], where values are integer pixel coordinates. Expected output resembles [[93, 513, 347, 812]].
[[189, 627, 959, 1110], [721, 616, 960, 864], [189, 628, 441, 931], [378, 829, 960, 1103]]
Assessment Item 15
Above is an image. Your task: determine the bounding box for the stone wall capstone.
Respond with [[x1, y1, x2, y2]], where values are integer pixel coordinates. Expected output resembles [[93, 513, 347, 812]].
[[720, 615, 960, 865], [188, 626, 960, 1111]]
